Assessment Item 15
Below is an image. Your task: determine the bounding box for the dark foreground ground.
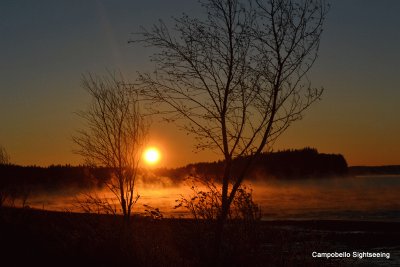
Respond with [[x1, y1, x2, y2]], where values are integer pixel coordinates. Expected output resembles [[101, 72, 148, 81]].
[[0, 207, 399, 267]]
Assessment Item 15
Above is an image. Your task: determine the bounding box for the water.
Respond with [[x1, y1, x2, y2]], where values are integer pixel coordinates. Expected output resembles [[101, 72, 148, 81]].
[[26, 175, 400, 221], [252, 175, 400, 221]]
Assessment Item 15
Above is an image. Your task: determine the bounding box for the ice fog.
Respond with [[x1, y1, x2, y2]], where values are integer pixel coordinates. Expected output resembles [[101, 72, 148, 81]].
[[23, 175, 400, 221]]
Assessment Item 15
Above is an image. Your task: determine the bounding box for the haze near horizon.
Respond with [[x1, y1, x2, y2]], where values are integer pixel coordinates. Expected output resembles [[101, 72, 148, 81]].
[[0, 0, 399, 167]]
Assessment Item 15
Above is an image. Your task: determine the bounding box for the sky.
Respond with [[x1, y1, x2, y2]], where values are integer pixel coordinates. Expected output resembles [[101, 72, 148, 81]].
[[0, 0, 399, 167]]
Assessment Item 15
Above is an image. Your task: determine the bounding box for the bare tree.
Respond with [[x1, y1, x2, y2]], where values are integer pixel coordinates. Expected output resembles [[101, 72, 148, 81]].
[[133, 0, 327, 252], [0, 145, 11, 207], [73, 73, 148, 222], [0, 145, 10, 165]]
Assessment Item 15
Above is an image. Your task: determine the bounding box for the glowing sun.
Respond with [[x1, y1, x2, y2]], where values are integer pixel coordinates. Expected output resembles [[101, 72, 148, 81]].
[[143, 147, 160, 165]]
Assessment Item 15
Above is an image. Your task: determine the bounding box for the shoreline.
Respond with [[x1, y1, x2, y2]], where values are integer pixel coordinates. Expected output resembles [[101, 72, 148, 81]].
[[1, 207, 399, 266]]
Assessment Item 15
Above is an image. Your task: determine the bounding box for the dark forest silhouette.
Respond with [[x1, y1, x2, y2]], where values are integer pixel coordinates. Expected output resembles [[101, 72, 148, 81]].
[[0, 148, 347, 195], [0, 165, 111, 193], [158, 148, 348, 181]]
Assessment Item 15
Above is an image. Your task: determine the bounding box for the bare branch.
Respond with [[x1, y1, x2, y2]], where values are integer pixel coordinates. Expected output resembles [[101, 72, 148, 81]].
[[73, 72, 149, 222], [132, 0, 327, 236]]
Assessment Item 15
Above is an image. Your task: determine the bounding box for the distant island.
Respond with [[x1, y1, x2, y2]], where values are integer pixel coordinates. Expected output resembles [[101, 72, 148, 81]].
[[157, 148, 348, 181], [2, 148, 399, 198]]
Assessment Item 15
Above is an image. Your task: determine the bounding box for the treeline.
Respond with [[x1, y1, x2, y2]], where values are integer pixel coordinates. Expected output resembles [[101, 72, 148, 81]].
[[252, 148, 348, 179], [0, 148, 348, 193], [0, 165, 111, 192], [156, 148, 348, 181]]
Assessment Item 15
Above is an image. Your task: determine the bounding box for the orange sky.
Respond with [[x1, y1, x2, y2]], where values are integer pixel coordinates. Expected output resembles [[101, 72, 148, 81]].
[[1, 1, 399, 167]]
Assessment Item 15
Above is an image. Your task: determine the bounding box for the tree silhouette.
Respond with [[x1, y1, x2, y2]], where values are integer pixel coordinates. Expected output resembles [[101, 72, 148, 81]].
[[133, 0, 328, 255], [0, 145, 10, 165], [73, 73, 148, 222]]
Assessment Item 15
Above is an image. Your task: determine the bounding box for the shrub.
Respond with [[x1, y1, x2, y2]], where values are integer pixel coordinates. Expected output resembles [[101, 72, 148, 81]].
[[174, 176, 261, 222]]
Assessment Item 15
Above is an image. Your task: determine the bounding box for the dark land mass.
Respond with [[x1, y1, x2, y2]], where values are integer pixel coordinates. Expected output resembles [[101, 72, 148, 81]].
[[0, 207, 399, 267], [1, 148, 399, 202], [0, 148, 348, 196], [157, 147, 348, 181], [0, 164, 111, 191]]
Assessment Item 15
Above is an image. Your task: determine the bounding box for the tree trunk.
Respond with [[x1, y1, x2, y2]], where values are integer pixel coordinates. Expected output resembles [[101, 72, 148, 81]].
[[215, 204, 229, 260], [214, 158, 232, 264]]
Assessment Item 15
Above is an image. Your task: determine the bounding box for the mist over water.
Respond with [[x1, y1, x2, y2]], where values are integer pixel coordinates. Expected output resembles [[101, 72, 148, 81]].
[[26, 175, 400, 221], [251, 175, 400, 221]]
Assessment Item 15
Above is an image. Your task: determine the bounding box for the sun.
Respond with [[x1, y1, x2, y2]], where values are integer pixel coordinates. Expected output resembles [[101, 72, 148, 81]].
[[143, 147, 160, 165]]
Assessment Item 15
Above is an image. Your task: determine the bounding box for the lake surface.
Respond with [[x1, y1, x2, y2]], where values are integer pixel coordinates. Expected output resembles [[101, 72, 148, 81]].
[[26, 175, 400, 221]]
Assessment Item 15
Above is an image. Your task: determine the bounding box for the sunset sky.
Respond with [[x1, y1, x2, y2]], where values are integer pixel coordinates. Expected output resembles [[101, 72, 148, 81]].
[[1, 0, 399, 167]]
